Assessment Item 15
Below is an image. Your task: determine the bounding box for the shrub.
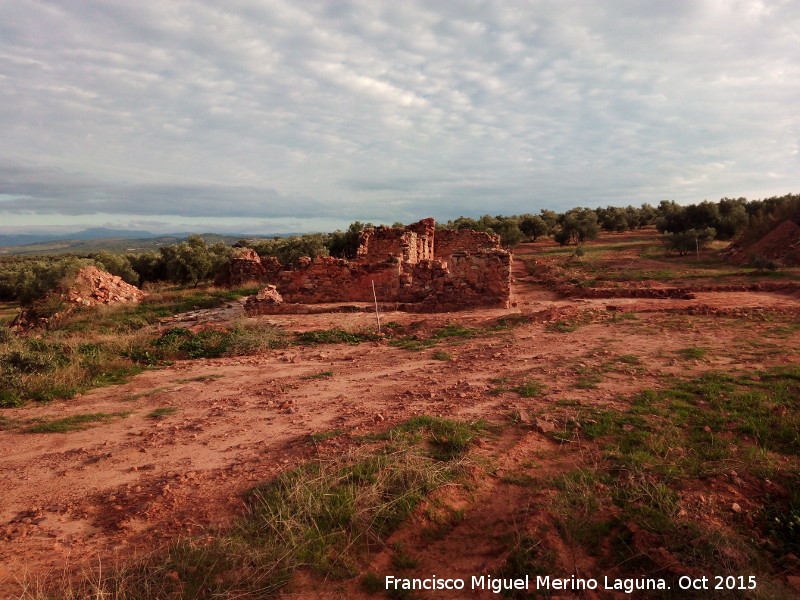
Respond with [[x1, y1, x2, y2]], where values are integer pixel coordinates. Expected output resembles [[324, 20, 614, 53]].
[[662, 228, 716, 256], [748, 253, 779, 272]]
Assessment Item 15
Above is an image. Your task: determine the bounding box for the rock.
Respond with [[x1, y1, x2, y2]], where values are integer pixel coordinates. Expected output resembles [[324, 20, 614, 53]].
[[534, 419, 555, 434], [786, 576, 800, 593], [731, 502, 742, 513]]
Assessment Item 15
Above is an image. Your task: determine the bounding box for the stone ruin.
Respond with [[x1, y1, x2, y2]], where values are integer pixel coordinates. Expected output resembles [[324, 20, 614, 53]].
[[224, 218, 512, 314]]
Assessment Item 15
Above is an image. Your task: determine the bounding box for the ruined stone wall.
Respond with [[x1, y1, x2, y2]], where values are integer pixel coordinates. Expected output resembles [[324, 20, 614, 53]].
[[270, 256, 403, 303], [255, 250, 511, 310], [223, 218, 512, 312], [356, 218, 435, 264], [402, 217, 435, 262], [219, 249, 267, 286], [434, 229, 500, 259]]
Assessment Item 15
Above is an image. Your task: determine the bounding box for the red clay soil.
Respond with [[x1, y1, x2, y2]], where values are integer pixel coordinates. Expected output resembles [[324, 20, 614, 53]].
[[747, 219, 800, 265], [2, 245, 800, 597]]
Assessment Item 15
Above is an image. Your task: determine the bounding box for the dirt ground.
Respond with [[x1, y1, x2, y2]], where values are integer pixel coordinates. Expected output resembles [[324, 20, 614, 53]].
[[2, 231, 800, 598]]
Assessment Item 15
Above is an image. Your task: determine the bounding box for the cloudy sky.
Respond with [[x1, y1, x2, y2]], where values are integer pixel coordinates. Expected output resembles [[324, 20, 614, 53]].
[[1, 0, 798, 234]]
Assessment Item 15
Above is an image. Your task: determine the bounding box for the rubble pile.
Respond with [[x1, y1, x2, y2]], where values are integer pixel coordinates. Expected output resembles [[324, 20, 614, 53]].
[[63, 266, 146, 306], [8, 266, 146, 332]]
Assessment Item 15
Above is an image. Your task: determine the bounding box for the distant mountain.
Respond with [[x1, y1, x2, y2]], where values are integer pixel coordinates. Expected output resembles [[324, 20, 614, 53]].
[[66, 227, 161, 240], [0, 229, 306, 256], [0, 228, 162, 246]]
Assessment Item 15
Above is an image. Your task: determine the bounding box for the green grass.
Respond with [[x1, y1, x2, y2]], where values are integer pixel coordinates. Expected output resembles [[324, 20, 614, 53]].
[[535, 367, 800, 593], [177, 374, 225, 383], [432, 350, 452, 361], [296, 329, 379, 345], [147, 406, 178, 419], [301, 370, 334, 380], [308, 429, 347, 444], [574, 375, 602, 389], [27, 411, 130, 433], [373, 415, 486, 461], [674, 346, 708, 360], [512, 380, 546, 397], [28, 415, 472, 599], [1, 304, 285, 407], [389, 322, 510, 352]]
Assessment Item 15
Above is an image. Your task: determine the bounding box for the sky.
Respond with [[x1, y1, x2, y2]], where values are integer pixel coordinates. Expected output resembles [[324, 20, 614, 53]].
[[0, 0, 798, 235]]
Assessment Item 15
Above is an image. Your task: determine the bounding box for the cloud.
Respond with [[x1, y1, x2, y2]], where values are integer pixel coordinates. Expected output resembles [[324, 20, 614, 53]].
[[0, 0, 798, 231]]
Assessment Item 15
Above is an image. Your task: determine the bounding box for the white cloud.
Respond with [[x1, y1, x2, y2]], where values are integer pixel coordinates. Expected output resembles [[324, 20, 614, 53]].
[[0, 0, 797, 232]]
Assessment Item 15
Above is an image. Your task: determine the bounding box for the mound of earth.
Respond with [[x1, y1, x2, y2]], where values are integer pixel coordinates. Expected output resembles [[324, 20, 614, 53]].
[[726, 220, 800, 266], [747, 220, 800, 265]]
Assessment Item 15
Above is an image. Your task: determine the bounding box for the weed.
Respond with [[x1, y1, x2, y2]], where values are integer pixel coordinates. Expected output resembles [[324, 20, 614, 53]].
[[493, 532, 552, 597], [28, 428, 464, 598], [390, 416, 485, 461], [512, 380, 545, 397], [432, 350, 452, 361], [574, 375, 602, 389], [361, 571, 383, 593], [27, 411, 130, 433], [308, 429, 346, 444], [296, 329, 378, 345], [390, 544, 419, 570], [147, 407, 177, 419], [546, 320, 579, 333], [301, 370, 334, 380], [177, 374, 225, 383], [675, 346, 708, 360], [616, 354, 641, 364]]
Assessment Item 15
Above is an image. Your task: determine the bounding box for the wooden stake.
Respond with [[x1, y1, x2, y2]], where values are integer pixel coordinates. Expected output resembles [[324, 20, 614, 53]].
[[372, 280, 381, 333]]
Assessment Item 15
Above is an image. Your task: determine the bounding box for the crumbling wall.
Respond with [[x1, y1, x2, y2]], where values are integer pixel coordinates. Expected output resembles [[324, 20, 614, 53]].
[[270, 256, 403, 303], [217, 248, 266, 286], [434, 229, 501, 259], [225, 218, 512, 313], [247, 249, 512, 311], [403, 217, 435, 262], [356, 218, 435, 264]]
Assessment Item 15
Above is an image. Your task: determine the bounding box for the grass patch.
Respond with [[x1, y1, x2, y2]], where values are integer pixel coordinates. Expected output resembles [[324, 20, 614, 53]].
[[177, 374, 225, 383], [378, 415, 486, 461], [301, 370, 334, 380], [296, 329, 378, 345], [28, 417, 469, 599], [146, 406, 178, 419], [27, 411, 130, 433], [432, 350, 452, 361], [512, 380, 546, 397], [308, 429, 347, 444], [674, 346, 708, 360]]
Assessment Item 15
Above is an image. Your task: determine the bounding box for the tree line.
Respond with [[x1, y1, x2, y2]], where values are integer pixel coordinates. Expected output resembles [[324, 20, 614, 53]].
[[1, 193, 797, 304]]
